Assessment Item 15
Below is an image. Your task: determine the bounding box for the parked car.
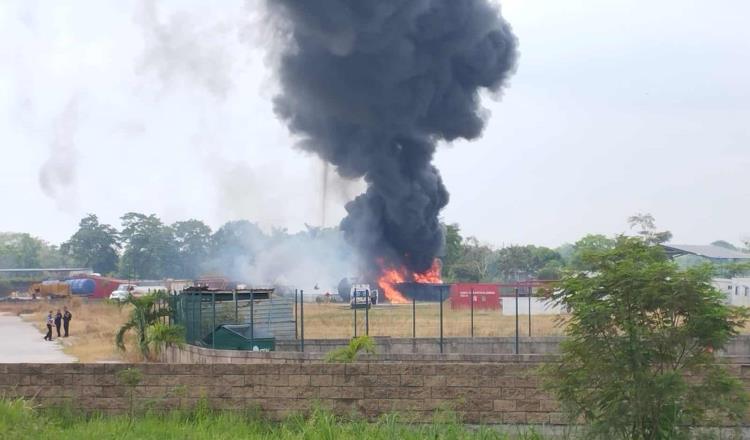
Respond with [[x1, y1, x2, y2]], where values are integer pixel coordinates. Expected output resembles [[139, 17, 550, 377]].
[[109, 284, 136, 301]]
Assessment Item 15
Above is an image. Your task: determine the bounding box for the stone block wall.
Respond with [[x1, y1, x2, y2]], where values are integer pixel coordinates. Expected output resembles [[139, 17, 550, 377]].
[[0, 362, 556, 424], [1, 362, 749, 426]]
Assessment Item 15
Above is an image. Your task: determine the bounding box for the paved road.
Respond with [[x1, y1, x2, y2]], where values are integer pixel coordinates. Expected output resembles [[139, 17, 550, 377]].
[[0, 313, 76, 363]]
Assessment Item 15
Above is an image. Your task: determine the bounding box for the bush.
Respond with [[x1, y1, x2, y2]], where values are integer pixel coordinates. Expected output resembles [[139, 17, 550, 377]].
[[543, 236, 749, 439], [325, 336, 376, 363]]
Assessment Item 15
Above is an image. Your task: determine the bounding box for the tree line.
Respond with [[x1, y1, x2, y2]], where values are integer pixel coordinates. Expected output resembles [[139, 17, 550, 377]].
[[0, 212, 747, 282], [0, 213, 342, 280]]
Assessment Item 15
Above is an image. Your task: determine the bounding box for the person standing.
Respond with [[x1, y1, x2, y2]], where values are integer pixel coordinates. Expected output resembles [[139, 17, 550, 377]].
[[43, 311, 53, 341], [62, 306, 72, 337], [54, 309, 62, 337]]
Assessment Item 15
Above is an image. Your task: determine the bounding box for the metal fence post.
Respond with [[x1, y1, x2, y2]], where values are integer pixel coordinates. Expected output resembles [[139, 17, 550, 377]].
[[234, 289, 238, 324], [528, 284, 532, 337], [294, 289, 298, 340], [412, 297, 416, 340], [211, 292, 216, 350], [300, 289, 305, 352], [354, 300, 357, 338], [365, 293, 369, 336], [198, 292, 203, 343], [514, 287, 519, 355], [470, 287, 474, 338], [189, 291, 194, 343], [439, 287, 444, 354], [253, 290, 258, 345]]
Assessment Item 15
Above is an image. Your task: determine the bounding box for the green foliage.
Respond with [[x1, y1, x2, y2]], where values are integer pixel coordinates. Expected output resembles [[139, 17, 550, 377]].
[[171, 219, 212, 278], [627, 212, 673, 244], [543, 236, 750, 439], [116, 368, 143, 388], [61, 214, 120, 274], [0, 232, 69, 269], [115, 291, 179, 360], [568, 234, 616, 270], [118, 212, 178, 279], [441, 223, 464, 281], [711, 240, 738, 251], [147, 321, 185, 355], [116, 368, 142, 421], [449, 237, 496, 282], [325, 335, 376, 363], [494, 245, 564, 281], [0, 398, 529, 439]]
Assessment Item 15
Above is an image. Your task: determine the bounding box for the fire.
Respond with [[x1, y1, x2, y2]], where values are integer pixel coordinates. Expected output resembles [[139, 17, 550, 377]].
[[376, 258, 443, 304], [413, 259, 442, 284]]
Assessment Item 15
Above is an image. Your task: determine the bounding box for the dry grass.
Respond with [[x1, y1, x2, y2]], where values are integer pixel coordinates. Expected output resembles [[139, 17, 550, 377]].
[[9, 298, 749, 362], [0, 299, 139, 363], [299, 303, 567, 339]]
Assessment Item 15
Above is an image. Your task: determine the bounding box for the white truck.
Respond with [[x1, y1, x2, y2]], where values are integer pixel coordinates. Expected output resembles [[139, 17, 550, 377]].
[[350, 284, 379, 309], [109, 284, 167, 301]]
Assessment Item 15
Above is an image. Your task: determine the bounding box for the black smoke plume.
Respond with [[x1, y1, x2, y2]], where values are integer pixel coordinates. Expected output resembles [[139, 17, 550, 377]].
[[266, 0, 518, 276]]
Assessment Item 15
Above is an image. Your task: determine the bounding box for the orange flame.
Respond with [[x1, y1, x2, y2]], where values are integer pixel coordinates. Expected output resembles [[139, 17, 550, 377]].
[[413, 259, 443, 284], [376, 258, 443, 304]]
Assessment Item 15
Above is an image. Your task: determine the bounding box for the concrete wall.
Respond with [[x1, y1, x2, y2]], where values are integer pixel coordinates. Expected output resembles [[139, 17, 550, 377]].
[[3, 361, 750, 426], [159, 343, 558, 364], [273, 336, 564, 355]]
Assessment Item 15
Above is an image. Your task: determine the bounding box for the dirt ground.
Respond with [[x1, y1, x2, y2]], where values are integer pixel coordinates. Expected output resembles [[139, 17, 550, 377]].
[[0, 299, 137, 363]]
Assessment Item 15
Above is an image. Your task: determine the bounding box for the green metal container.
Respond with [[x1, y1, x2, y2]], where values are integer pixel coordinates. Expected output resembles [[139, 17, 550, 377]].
[[202, 324, 275, 351]]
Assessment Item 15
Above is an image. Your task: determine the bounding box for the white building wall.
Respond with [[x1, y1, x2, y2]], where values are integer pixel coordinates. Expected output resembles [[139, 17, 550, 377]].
[[501, 297, 566, 315], [713, 278, 750, 307]]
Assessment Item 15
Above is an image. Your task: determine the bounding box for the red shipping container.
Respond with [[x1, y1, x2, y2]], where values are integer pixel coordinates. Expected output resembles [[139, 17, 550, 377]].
[[450, 283, 501, 310]]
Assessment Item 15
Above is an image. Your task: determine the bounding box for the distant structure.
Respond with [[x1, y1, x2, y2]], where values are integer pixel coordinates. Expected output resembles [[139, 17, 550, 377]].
[[713, 277, 750, 307], [661, 244, 750, 262], [661, 244, 750, 307], [0, 268, 93, 279]]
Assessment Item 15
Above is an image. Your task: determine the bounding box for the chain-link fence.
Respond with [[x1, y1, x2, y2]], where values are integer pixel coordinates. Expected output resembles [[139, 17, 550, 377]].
[[170, 290, 294, 349]]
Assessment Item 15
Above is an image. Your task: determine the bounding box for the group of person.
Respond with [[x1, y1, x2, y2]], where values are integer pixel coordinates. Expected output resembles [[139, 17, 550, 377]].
[[43, 307, 72, 341]]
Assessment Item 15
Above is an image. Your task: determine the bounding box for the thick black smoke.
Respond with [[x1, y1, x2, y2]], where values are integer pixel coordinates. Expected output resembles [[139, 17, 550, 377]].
[[266, 0, 518, 276]]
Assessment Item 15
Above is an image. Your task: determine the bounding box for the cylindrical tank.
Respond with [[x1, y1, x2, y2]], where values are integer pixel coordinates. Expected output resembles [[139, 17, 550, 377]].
[[66, 278, 96, 295]]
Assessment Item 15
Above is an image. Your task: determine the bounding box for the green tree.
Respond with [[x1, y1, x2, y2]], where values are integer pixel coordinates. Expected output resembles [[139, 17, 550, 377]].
[[61, 214, 120, 274], [711, 240, 738, 251], [171, 219, 212, 278], [119, 213, 178, 279], [441, 223, 463, 281], [568, 234, 616, 270], [494, 245, 563, 281], [0, 233, 67, 269], [451, 237, 495, 282], [206, 220, 268, 273], [543, 236, 749, 439], [115, 292, 183, 360], [627, 212, 672, 244]]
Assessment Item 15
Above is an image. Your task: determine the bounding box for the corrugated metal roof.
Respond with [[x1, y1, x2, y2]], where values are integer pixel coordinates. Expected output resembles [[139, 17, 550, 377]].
[[662, 244, 750, 260]]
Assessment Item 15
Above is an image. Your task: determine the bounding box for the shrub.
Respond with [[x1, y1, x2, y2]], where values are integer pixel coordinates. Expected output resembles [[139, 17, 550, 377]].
[[325, 336, 376, 363], [543, 236, 749, 439]]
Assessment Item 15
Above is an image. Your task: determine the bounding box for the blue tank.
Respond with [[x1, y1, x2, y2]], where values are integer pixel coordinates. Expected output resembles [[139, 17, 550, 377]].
[[66, 278, 96, 295]]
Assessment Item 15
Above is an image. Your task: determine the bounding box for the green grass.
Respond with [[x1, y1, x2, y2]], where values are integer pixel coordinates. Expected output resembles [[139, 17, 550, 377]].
[[0, 398, 543, 440]]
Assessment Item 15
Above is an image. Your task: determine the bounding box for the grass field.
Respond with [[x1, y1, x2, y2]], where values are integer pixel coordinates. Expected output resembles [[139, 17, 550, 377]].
[[300, 302, 566, 339], [0, 398, 546, 440], [0, 299, 566, 362]]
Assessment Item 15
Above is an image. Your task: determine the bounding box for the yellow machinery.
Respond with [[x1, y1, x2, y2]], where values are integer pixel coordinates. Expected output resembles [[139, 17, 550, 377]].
[[29, 282, 71, 299]]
